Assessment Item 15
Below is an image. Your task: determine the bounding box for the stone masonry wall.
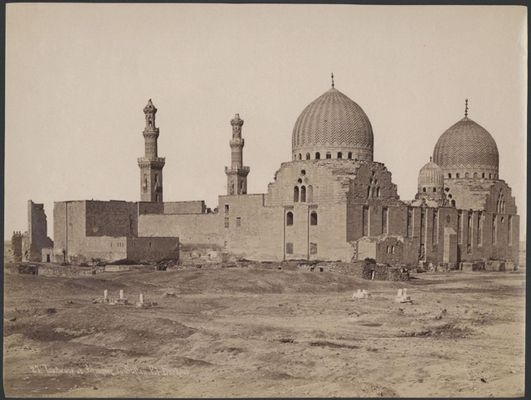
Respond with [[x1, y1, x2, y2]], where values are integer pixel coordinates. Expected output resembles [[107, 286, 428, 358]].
[[85, 200, 138, 237]]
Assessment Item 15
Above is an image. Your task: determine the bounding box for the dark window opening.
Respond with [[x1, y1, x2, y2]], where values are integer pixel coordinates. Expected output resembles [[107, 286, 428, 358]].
[[382, 207, 388, 234], [316, 152, 320, 159], [225, 204, 229, 213], [286, 242, 293, 254], [293, 186, 299, 202], [433, 187, 436, 192], [448, 173, 452, 178], [348, 152, 352, 159], [301, 186, 306, 202], [326, 152, 331, 159], [422, 187, 426, 193], [236, 217, 241, 227], [306, 153, 310, 160], [310, 211, 318, 225], [363, 206, 370, 236], [224, 217, 229, 228], [337, 152, 342, 159], [456, 173, 460, 178], [286, 212, 293, 226]]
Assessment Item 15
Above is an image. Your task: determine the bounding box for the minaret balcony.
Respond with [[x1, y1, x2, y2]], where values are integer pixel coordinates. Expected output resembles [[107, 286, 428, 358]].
[[225, 166, 250, 176], [138, 157, 166, 168]]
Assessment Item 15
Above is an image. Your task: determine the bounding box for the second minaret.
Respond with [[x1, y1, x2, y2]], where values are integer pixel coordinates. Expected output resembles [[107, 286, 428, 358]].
[[225, 113, 250, 195]]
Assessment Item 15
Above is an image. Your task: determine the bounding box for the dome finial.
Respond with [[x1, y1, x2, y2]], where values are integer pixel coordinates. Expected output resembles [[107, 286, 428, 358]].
[[331, 72, 334, 88], [464, 98, 469, 118]]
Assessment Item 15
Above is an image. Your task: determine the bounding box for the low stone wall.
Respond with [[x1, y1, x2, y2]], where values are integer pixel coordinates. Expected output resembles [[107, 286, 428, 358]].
[[362, 262, 409, 281], [37, 265, 106, 277]]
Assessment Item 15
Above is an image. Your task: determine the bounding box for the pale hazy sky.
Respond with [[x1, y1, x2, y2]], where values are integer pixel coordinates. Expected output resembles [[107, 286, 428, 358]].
[[5, 4, 527, 239]]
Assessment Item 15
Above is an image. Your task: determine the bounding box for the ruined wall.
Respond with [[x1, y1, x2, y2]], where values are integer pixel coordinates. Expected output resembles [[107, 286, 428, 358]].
[[11, 232, 23, 262], [24, 201, 53, 262]]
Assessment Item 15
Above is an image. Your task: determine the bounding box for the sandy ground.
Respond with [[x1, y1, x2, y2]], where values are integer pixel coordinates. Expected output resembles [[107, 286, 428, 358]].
[[3, 265, 525, 397]]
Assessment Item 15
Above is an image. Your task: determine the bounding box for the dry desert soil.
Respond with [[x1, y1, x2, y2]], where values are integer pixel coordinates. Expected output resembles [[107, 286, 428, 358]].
[[3, 265, 525, 397]]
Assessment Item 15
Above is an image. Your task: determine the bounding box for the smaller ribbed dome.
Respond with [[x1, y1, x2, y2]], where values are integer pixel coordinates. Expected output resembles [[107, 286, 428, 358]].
[[418, 158, 444, 192]]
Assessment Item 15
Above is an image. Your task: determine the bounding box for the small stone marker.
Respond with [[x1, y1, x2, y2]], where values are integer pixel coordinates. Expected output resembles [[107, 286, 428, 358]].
[[395, 287, 413, 303], [119, 289, 124, 300], [103, 289, 108, 301], [139, 293, 144, 304], [352, 289, 370, 299]]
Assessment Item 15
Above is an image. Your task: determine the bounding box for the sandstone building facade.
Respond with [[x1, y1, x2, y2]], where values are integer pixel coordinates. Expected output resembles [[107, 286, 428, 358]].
[[24, 81, 520, 267]]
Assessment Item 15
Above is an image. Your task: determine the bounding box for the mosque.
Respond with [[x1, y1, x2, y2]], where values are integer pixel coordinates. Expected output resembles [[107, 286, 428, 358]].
[[19, 76, 520, 269]]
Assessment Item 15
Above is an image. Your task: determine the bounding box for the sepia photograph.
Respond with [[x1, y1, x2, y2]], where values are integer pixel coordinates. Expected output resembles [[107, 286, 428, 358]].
[[3, 3, 527, 397]]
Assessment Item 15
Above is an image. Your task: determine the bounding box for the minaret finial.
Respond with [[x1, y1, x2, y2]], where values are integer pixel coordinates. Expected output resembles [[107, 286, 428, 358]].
[[331, 72, 335, 88], [464, 98, 469, 118]]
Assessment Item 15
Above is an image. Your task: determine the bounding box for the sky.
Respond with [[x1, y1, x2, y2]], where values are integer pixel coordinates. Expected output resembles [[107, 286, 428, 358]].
[[5, 4, 527, 240]]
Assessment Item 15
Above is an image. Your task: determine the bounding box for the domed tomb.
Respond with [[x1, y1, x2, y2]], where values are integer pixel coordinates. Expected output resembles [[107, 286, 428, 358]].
[[292, 86, 374, 162], [418, 157, 444, 193], [433, 104, 499, 180]]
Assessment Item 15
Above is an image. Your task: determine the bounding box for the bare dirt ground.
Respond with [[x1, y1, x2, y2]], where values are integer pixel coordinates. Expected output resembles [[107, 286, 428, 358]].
[[4, 265, 525, 397]]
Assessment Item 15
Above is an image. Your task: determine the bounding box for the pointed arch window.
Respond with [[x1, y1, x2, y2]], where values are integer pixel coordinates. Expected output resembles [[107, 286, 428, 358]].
[[337, 152, 342, 159], [286, 212, 294, 226], [348, 152, 352, 159], [300, 186, 306, 202], [293, 186, 299, 202], [306, 153, 311, 160], [315, 152, 320, 159], [326, 152, 331, 159]]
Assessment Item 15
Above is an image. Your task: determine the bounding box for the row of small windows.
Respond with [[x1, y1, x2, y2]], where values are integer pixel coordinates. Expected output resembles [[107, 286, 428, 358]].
[[294, 152, 359, 161], [367, 186, 381, 198], [294, 185, 314, 202], [286, 211, 318, 226], [447, 172, 497, 179], [224, 216, 242, 228], [422, 187, 439, 193]]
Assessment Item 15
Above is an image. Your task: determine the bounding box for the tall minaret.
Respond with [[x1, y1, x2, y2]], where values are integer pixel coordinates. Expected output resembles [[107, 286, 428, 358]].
[[137, 99, 165, 202], [225, 113, 250, 195]]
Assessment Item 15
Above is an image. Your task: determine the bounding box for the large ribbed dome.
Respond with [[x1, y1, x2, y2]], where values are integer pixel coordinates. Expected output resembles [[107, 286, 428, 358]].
[[292, 87, 374, 162], [433, 117, 499, 180]]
